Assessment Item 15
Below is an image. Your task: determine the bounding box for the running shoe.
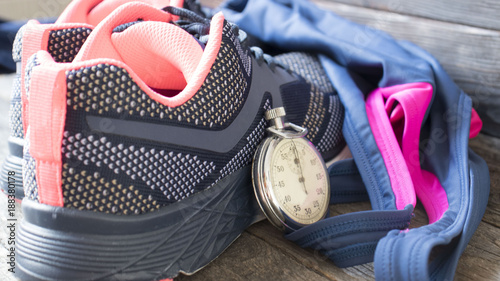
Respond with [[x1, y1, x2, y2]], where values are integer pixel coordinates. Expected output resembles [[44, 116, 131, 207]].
[[0, 0, 184, 199], [16, 3, 344, 280]]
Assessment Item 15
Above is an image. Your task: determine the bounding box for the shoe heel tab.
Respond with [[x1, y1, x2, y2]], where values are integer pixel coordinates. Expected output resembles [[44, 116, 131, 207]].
[[111, 20, 204, 90], [28, 52, 67, 207]]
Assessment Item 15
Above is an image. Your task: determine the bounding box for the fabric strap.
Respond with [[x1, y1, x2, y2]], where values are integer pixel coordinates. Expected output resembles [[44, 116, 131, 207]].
[[366, 82, 449, 224], [328, 159, 368, 204], [285, 203, 413, 267], [285, 159, 413, 268]]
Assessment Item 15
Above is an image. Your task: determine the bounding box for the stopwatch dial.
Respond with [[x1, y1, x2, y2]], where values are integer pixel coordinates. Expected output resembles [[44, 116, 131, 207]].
[[270, 138, 329, 225]]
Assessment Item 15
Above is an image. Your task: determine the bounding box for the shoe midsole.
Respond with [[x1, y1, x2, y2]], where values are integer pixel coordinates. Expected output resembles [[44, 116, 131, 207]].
[[17, 166, 258, 280], [0, 153, 24, 199], [8, 136, 24, 158]]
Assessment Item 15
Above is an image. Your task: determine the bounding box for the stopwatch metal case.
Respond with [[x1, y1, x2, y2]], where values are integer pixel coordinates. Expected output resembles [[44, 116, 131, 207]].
[[252, 114, 330, 232]]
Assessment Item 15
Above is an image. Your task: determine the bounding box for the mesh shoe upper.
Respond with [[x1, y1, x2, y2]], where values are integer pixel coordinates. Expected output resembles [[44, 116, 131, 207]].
[[9, 0, 184, 141], [24, 5, 345, 215], [3, 0, 187, 200], [274, 52, 345, 158]]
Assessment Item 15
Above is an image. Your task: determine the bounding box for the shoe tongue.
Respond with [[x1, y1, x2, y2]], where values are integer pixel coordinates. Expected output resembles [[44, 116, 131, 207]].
[[57, 0, 173, 25], [78, 21, 204, 91], [114, 21, 204, 91]]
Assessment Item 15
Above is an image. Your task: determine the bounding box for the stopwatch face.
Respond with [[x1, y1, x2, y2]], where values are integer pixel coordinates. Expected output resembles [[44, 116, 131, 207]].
[[269, 138, 329, 225]]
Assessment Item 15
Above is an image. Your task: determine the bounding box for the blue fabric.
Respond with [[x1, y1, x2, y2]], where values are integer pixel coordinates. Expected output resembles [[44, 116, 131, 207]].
[[0, 20, 25, 73], [219, 0, 490, 280], [328, 159, 368, 204], [285, 204, 413, 267], [0, 18, 55, 73]]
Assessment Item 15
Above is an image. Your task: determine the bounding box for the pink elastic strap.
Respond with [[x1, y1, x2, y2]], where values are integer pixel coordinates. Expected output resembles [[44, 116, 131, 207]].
[[470, 108, 482, 138], [366, 83, 449, 223], [365, 86, 417, 211]]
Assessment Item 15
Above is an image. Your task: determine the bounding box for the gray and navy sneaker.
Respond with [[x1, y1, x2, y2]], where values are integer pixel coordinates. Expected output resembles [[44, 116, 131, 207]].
[[0, 0, 185, 199], [16, 4, 344, 280]]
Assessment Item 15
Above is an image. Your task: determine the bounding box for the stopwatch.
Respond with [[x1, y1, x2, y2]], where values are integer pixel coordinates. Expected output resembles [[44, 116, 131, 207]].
[[252, 107, 330, 232]]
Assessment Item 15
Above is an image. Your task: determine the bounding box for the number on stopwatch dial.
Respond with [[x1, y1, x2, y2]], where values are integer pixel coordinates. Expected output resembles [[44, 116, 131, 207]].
[[270, 138, 329, 225]]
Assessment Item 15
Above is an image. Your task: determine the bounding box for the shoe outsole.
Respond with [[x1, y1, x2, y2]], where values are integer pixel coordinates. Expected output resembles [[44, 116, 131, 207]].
[[16, 166, 258, 281]]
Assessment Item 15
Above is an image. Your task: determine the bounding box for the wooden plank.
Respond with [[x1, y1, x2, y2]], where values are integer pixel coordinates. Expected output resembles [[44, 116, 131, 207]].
[[175, 231, 334, 281], [326, 0, 500, 31], [455, 222, 500, 281], [457, 134, 500, 280], [200, 0, 224, 8], [312, 1, 500, 99], [246, 220, 375, 281], [469, 134, 500, 228], [0, 0, 71, 21]]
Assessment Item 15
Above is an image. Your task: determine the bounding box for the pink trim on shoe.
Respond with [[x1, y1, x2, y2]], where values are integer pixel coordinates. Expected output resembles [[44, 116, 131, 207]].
[[75, 3, 224, 107], [111, 21, 204, 90], [20, 20, 45, 135], [29, 51, 68, 207], [74, 2, 173, 62], [28, 51, 116, 207], [19, 21, 94, 135]]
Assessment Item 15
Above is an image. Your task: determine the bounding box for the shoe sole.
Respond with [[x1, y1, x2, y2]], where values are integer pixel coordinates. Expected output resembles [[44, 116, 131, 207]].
[[16, 166, 258, 280], [1, 137, 24, 199]]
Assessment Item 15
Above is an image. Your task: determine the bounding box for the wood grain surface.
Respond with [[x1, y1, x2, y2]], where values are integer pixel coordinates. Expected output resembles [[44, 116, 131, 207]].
[[1, 0, 499, 280], [328, 0, 500, 30]]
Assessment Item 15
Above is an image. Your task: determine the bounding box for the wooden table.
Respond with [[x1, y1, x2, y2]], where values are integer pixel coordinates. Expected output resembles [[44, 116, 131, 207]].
[[1, 1, 499, 280]]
